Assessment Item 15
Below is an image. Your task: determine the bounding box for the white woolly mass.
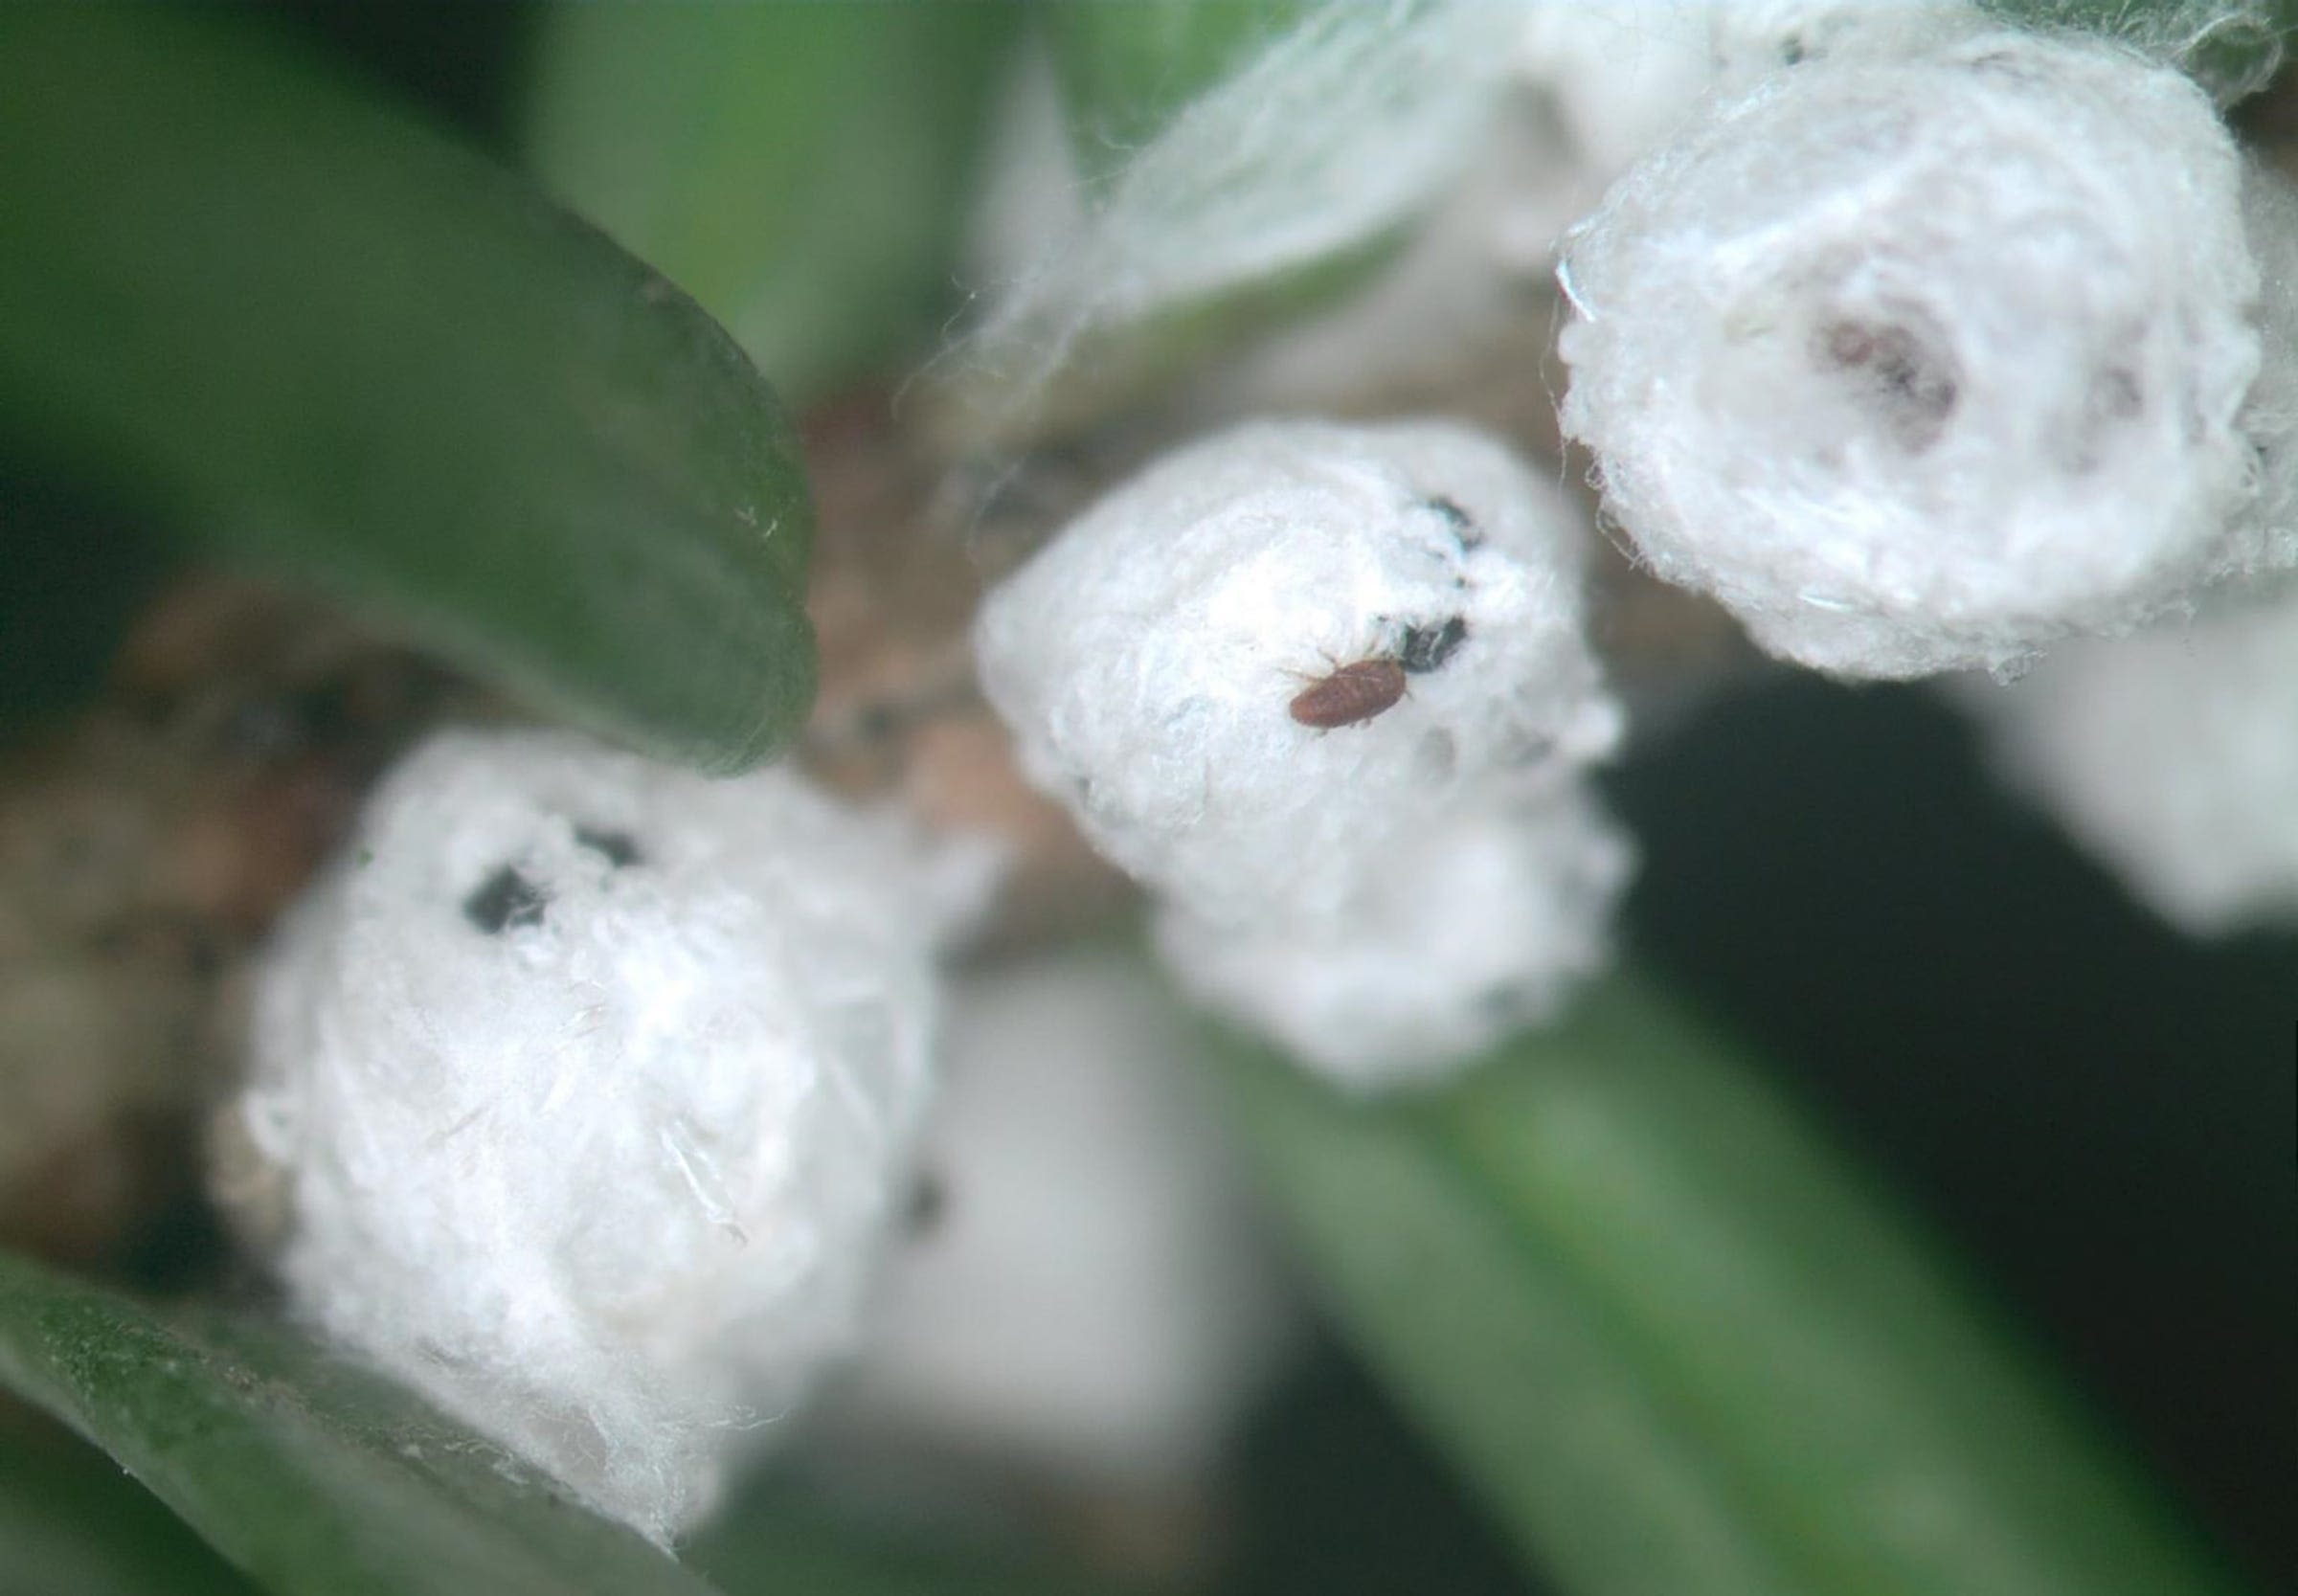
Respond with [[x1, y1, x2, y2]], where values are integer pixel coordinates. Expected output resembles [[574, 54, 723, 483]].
[[827, 951, 1290, 1484], [1157, 790, 1635, 1090], [974, 419, 1622, 930], [1558, 27, 2274, 679], [231, 730, 954, 1540], [1960, 589, 2298, 935], [963, 1, 1520, 409], [976, 419, 1632, 1087]]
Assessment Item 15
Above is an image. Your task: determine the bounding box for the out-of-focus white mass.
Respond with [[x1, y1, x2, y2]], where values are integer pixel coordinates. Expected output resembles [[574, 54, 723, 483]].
[[1559, 25, 2278, 679], [224, 730, 958, 1540], [827, 951, 1291, 1485], [1515, 2, 1713, 191], [1156, 790, 1635, 1090], [1960, 589, 2298, 935]]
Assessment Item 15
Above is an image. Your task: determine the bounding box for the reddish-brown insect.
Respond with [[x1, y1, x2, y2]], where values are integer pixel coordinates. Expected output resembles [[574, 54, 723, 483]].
[[1289, 657, 1408, 730]]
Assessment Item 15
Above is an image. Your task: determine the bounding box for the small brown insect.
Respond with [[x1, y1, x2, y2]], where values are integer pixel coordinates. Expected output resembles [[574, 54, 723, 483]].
[[1289, 657, 1408, 730]]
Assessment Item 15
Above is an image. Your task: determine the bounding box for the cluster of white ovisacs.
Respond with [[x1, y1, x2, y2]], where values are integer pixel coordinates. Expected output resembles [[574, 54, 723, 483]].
[[224, 0, 2295, 1551], [224, 730, 966, 1540], [975, 419, 1633, 1089]]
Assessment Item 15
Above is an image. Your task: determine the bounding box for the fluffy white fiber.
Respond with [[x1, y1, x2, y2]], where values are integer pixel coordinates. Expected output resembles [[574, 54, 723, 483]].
[[829, 951, 1289, 1485], [1500, 3, 1982, 269], [1512, 0, 2281, 187], [1157, 791, 1635, 1090], [229, 730, 957, 1540], [2016, 0, 2287, 102], [1558, 25, 2277, 679], [974, 418, 1621, 930], [962, 1, 1520, 414], [1961, 588, 2298, 935]]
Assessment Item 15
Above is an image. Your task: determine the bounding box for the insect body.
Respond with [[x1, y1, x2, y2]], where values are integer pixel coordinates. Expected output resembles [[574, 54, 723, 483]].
[[1289, 657, 1409, 730]]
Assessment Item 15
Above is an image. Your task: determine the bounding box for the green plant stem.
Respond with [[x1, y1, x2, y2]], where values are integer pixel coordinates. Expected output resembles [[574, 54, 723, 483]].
[[1215, 973, 2250, 1596]]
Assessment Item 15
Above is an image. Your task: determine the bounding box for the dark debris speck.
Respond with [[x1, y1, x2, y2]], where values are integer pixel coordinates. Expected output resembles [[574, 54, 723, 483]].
[[463, 865, 548, 933], [905, 1172, 949, 1237], [1398, 617, 1470, 675]]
